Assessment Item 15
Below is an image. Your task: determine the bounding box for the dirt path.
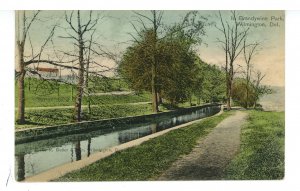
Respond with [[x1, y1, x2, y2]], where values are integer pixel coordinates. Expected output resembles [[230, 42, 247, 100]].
[[158, 111, 248, 180]]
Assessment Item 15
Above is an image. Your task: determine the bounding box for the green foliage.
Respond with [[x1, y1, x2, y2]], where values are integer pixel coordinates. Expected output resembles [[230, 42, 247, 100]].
[[119, 13, 208, 106], [56, 111, 232, 181], [232, 78, 272, 108], [119, 30, 205, 105], [225, 111, 284, 180], [232, 78, 256, 108], [192, 58, 226, 103], [119, 30, 154, 92], [157, 37, 199, 104]]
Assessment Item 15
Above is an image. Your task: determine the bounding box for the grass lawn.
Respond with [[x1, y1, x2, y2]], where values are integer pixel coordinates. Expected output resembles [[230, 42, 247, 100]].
[[15, 78, 213, 129], [55, 111, 233, 181], [15, 78, 150, 107], [15, 78, 154, 129], [15, 104, 153, 129], [224, 110, 285, 180]]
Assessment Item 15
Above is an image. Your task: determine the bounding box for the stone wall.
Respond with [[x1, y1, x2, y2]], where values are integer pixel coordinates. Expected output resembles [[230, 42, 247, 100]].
[[15, 103, 221, 144]]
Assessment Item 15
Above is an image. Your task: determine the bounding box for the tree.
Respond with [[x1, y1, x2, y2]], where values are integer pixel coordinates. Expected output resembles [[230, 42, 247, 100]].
[[232, 78, 256, 108], [252, 70, 271, 107], [84, 30, 95, 114], [232, 71, 272, 109], [16, 11, 57, 124], [243, 38, 259, 108], [158, 38, 199, 105], [61, 10, 99, 121], [120, 29, 196, 105], [192, 58, 226, 104], [216, 11, 249, 110], [122, 11, 207, 108], [164, 11, 207, 105], [128, 10, 164, 113]]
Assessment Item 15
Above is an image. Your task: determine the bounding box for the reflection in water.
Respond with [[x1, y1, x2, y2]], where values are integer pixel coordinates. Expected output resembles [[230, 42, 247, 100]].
[[70, 144, 74, 162], [75, 140, 81, 161], [15, 154, 25, 181], [150, 123, 157, 134], [87, 138, 91, 157], [15, 105, 220, 180]]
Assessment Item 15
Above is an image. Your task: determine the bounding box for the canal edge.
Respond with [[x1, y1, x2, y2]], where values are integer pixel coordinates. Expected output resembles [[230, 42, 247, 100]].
[[23, 106, 224, 182]]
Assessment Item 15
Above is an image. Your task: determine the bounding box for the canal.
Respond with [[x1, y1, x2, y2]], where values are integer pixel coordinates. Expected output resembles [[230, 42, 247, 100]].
[[15, 104, 221, 181]]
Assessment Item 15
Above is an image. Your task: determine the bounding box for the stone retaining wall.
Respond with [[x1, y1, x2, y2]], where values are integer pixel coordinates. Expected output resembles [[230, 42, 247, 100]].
[[15, 103, 221, 144]]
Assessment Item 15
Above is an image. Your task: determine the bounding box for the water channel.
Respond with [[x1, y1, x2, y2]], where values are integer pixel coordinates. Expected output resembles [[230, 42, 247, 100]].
[[15, 104, 221, 181]]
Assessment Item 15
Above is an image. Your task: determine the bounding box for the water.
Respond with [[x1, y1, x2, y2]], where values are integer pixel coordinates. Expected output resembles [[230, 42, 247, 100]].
[[15, 105, 220, 180], [259, 86, 285, 111]]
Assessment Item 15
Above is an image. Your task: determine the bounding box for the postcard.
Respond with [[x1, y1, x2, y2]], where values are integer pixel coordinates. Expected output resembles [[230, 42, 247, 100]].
[[13, 10, 284, 182]]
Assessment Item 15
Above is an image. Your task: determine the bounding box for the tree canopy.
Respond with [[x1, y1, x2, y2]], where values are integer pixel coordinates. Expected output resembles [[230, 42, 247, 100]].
[[119, 27, 226, 105]]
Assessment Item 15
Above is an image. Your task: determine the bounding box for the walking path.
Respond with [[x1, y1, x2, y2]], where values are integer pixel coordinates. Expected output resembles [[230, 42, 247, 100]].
[[158, 111, 248, 180]]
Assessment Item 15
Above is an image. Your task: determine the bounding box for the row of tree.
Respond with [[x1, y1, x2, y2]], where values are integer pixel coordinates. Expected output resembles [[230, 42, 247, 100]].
[[215, 11, 271, 110], [119, 10, 269, 112], [119, 11, 225, 111], [15, 10, 270, 125], [16, 11, 104, 124]]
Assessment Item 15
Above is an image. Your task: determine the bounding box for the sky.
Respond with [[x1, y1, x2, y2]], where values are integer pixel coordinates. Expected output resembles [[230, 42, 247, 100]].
[[18, 10, 285, 87]]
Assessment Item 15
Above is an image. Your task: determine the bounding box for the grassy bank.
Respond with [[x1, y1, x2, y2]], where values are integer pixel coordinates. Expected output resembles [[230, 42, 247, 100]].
[[15, 78, 150, 107], [15, 104, 153, 129], [15, 78, 214, 129], [56, 111, 232, 181], [225, 110, 285, 180]]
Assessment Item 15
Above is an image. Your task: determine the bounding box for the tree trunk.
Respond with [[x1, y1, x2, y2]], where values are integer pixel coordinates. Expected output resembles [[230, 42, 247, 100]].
[[246, 80, 249, 109], [151, 62, 158, 113], [17, 42, 26, 124], [157, 92, 162, 104], [74, 11, 84, 122], [74, 58, 84, 121], [245, 63, 250, 109], [227, 62, 234, 110], [226, 96, 231, 110], [197, 97, 201, 105], [85, 72, 91, 114], [85, 51, 91, 114], [151, 11, 159, 113], [226, 74, 231, 111]]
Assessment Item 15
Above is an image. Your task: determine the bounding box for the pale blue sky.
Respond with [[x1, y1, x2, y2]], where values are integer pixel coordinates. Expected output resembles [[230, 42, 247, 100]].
[[18, 10, 285, 86]]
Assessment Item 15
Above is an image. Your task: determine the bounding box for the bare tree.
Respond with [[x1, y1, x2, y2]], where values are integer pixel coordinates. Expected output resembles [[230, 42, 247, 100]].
[[216, 11, 249, 110], [84, 31, 94, 114], [253, 70, 266, 108], [61, 10, 100, 121], [16, 11, 57, 124], [243, 38, 259, 108]]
